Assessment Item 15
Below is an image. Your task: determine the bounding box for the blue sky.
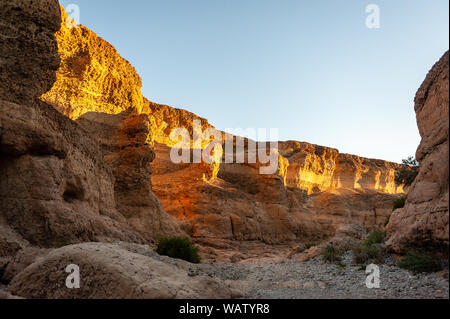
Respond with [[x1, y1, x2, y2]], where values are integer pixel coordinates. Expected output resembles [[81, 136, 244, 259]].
[[60, 0, 449, 163]]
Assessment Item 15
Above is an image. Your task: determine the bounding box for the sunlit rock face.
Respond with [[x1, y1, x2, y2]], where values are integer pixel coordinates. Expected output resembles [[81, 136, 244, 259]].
[[278, 142, 404, 195], [41, 7, 144, 119], [387, 51, 449, 254], [38, 6, 408, 245]]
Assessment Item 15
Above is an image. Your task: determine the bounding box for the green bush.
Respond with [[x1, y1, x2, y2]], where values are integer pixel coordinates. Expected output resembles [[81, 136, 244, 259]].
[[156, 237, 201, 264], [323, 244, 342, 263], [393, 197, 406, 211], [352, 244, 369, 265], [395, 156, 419, 187], [398, 250, 442, 273], [352, 243, 385, 265], [365, 243, 385, 263], [336, 260, 346, 270], [365, 230, 386, 246], [352, 230, 386, 265]]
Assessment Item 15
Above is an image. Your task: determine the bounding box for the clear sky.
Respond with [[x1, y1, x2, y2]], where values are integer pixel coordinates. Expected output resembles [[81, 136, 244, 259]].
[[60, 0, 449, 163]]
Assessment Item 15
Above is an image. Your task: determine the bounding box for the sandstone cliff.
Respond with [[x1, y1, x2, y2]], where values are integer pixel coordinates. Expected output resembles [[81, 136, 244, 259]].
[[387, 51, 449, 254]]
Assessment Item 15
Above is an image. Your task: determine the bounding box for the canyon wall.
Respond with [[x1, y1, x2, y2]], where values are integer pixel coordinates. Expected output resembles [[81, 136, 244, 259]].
[[387, 51, 449, 254], [278, 141, 404, 195], [0, 1, 182, 254]]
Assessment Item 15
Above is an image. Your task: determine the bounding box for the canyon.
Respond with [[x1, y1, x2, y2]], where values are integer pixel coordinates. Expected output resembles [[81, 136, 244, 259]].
[[41, 5, 407, 248], [0, 1, 448, 299]]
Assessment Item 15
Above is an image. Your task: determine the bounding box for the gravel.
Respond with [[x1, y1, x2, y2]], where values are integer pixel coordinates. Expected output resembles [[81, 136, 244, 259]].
[[199, 256, 449, 299]]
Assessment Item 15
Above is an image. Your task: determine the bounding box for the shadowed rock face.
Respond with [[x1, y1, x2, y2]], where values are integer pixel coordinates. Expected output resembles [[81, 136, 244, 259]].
[[0, 0, 61, 104], [77, 110, 183, 241], [387, 51, 449, 254]]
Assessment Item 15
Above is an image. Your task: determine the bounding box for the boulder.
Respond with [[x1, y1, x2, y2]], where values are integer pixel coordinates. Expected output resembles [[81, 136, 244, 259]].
[[9, 243, 235, 299]]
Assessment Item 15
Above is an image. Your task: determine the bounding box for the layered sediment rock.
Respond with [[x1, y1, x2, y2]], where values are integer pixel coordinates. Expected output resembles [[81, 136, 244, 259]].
[[4, 0, 437, 299], [278, 141, 404, 195], [41, 7, 144, 118], [387, 51, 449, 254]]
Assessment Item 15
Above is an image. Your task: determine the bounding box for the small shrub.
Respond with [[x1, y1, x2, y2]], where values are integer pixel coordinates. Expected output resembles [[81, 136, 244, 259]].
[[364, 243, 385, 264], [156, 237, 201, 264], [336, 260, 346, 270], [353, 244, 369, 265], [323, 244, 342, 263], [305, 242, 316, 249], [398, 250, 442, 273], [352, 230, 386, 265], [393, 197, 406, 211], [365, 230, 386, 246], [358, 264, 367, 271]]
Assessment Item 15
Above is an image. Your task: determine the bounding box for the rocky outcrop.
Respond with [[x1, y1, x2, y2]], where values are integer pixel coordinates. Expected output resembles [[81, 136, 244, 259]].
[[41, 7, 144, 118], [8, 242, 235, 299], [0, 98, 151, 247], [387, 51, 449, 254]]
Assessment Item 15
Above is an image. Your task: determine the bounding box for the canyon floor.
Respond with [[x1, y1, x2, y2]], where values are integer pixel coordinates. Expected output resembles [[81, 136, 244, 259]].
[[202, 256, 449, 299], [3, 242, 448, 300]]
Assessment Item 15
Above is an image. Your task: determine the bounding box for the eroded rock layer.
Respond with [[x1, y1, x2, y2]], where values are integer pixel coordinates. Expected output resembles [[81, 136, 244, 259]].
[[387, 51, 449, 254]]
